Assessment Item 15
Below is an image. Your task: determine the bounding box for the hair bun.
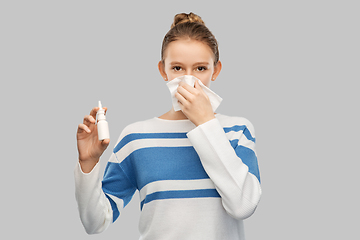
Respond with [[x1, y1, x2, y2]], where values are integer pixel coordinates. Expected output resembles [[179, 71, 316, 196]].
[[171, 12, 205, 28]]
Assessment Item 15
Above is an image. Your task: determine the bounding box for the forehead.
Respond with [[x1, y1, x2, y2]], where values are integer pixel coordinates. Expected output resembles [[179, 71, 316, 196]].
[[164, 39, 214, 65]]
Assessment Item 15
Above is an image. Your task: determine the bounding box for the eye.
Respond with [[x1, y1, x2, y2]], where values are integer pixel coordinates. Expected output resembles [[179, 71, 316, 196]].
[[196, 66, 207, 72], [172, 66, 182, 71]]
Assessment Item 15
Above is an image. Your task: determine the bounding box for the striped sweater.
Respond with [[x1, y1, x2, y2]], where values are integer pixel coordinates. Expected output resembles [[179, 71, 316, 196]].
[[75, 114, 261, 239]]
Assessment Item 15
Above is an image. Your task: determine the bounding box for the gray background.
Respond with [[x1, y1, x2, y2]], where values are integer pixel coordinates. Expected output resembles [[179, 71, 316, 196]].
[[1, 0, 359, 239]]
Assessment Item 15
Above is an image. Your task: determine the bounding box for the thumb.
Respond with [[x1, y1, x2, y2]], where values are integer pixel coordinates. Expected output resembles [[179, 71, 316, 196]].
[[100, 138, 110, 149], [194, 80, 202, 89], [195, 80, 205, 93]]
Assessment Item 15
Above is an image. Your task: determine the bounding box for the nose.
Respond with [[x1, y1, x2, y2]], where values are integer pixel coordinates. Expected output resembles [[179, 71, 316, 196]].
[[185, 69, 193, 76]]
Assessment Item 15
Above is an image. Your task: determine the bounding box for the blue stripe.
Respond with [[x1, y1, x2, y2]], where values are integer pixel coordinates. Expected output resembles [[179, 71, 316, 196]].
[[118, 146, 210, 190], [104, 194, 120, 222], [140, 189, 220, 210], [102, 162, 137, 222], [114, 132, 188, 153], [230, 139, 260, 182], [102, 162, 137, 206], [223, 125, 255, 143]]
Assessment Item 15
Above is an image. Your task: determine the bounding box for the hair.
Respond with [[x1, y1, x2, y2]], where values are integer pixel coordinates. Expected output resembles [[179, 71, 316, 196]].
[[161, 12, 219, 65]]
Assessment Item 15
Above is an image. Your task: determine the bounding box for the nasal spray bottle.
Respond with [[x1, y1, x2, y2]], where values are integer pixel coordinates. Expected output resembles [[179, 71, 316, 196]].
[[96, 101, 110, 141]]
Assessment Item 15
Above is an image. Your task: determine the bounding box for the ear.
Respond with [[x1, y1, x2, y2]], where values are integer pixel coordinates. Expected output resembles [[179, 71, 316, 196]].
[[211, 60, 222, 81], [158, 61, 168, 81]]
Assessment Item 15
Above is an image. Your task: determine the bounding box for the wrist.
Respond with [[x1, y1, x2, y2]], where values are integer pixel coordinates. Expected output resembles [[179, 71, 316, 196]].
[[194, 114, 215, 126], [78, 158, 99, 173]]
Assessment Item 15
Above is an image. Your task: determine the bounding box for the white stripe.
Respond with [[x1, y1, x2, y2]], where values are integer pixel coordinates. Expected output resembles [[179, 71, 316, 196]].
[[112, 138, 192, 163], [225, 131, 257, 156], [237, 136, 257, 156], [139, 179, 216, 202], [105, 193, 125, 209], [124, 118, 196, 133], [112, 135, 257, 163]]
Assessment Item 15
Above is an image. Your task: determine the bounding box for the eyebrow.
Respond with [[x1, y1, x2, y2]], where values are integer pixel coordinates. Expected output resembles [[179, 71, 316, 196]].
[[193, 62, 211, 66], [169, 62, 183, 66], [169, 61, 211, 66]]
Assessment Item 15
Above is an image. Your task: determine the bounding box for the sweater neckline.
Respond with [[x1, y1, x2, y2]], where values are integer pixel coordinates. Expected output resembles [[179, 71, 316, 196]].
[[153, 117, 190, 122], [154, 113, 221, 122]]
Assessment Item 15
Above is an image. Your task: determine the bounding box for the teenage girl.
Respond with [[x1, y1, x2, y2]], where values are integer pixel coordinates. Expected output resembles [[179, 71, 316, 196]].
[[75, 12, 261, 240]]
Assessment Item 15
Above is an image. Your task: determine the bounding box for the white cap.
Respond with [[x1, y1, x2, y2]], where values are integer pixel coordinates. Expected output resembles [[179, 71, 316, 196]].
[[97, 101, 106, 121]]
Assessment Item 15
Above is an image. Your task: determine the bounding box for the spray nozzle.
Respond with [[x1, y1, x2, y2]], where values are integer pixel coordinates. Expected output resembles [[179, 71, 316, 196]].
[[97, 100, 106, 121]]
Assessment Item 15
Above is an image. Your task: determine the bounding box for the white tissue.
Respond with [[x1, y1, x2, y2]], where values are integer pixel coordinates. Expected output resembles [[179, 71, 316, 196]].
[[166, 75, 222, 112]]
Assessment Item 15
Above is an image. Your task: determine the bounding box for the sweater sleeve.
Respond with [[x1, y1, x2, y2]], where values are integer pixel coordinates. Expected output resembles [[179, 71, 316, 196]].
[[74, 128, 138, 234], [186, 117, 262, 220], [74, 162, 113, 234]]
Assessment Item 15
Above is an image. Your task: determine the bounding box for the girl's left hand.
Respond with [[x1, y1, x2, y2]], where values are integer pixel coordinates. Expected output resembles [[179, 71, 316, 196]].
[[175, 80, 215, 126]]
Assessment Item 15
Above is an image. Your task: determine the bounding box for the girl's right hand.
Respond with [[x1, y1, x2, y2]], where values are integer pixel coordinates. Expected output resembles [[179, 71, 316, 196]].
[[77, 107, 110, 173]]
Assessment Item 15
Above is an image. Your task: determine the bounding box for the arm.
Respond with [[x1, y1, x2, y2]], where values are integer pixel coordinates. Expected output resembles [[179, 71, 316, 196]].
[[187, 118, 261, 220], [75, 106, 112, 234], [75, 151, 137, 234], [75, 107, 136, 234], [74, 162, 113, 234]]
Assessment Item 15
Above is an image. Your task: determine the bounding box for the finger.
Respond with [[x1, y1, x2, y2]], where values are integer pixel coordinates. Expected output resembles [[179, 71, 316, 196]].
[[78, 123, 91, 134], [175, 91, 187, 107], [194, 80, 206, 94], [194, 80, 209, 100], [90, 106, 108, 119], [83, 115, 96, 126], [101, 138, 110, 146], [90, 107, 100, 119], [179, 81, 197, 94], [194, 80, 202, 89], [177, 85, 195, 102]]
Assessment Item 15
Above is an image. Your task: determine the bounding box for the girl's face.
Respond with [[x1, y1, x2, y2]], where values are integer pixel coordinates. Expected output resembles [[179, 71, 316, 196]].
[[159, 38, 221, 87]]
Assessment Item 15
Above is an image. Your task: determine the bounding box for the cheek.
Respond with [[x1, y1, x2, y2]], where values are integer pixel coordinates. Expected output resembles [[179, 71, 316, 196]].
[[194, 73, 212, 87], [163, 68, 175, 81], [166, 73, 181, 81]]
